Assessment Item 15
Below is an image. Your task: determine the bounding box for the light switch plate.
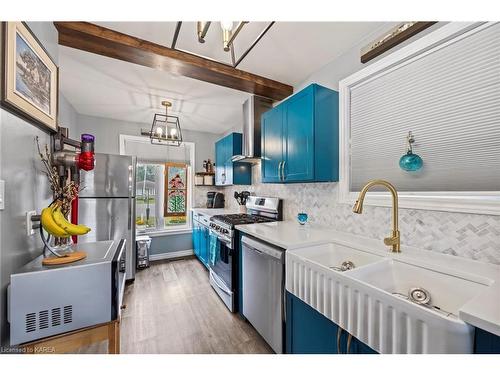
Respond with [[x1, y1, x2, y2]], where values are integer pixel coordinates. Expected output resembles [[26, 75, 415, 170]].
[[0, 180, 4, 210]]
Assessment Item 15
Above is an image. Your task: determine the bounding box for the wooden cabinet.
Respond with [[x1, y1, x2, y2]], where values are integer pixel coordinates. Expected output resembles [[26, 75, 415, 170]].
[[285, 292, 377, 354], [215, 132, 251, 186], [261, 84, 339, 183]]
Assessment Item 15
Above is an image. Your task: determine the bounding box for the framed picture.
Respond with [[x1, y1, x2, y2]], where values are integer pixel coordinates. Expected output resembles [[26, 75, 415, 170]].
[[164, 162, 188, 226], [1, 22, 58, 132]]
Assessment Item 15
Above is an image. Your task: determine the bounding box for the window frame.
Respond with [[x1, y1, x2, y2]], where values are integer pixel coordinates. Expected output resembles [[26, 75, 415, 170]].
[[338, 22, 500, 215], [119, 134, 196, 232]]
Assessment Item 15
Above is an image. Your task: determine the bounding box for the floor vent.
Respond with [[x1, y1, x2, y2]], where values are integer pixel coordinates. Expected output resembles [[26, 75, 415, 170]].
[[63, 305, 73, 324], [51, 307, 61, 326], [25, 313, 36, 333], [39, 310, 49, 330]]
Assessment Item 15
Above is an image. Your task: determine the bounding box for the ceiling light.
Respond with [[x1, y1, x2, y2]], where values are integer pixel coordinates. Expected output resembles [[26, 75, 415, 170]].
[[221, 21, 234, 52], [145, 100, 183, 147], [197, 21, 211, 43], [220, 21, 234, 32]]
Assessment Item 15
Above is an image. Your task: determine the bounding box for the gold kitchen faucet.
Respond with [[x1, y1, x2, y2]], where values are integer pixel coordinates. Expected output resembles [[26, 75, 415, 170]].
[[352, 179, 400, 253]]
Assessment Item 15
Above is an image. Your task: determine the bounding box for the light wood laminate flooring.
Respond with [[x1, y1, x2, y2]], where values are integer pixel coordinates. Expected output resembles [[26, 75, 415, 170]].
[[78, 257, 273, 354]]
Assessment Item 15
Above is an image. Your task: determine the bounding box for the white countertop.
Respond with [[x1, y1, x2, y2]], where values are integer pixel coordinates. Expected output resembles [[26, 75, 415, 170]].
[[191, 207, 238, 216], [236, 220, 500, 336]]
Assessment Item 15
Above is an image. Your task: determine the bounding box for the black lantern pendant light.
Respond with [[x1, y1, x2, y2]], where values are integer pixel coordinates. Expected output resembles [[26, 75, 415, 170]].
[[149, 100, 183, 146]]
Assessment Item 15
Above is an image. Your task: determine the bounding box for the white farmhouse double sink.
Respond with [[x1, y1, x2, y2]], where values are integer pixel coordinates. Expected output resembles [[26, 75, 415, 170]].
[[286, 242, 493, 354]]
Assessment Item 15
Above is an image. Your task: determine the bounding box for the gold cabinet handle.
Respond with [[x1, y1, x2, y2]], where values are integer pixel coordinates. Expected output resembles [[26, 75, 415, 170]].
[[337, 327, 343, 354], [346, 333, 353, 354]]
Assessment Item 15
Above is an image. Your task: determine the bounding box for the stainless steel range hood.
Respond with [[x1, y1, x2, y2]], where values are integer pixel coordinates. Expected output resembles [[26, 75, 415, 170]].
[[231, 95, 273, 163]]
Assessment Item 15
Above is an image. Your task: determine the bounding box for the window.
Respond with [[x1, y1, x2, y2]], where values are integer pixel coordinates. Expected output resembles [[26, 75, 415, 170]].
[[120, 135, 195, 233], [339, 22, 500, 215]]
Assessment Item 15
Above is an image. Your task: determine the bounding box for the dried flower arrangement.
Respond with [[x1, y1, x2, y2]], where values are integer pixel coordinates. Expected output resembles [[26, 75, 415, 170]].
[[35, 136, 79, 216]]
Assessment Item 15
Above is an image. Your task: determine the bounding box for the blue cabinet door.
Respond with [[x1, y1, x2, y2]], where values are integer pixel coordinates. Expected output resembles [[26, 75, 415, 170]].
[[199, 226, 209, 266], [286, 292, 377, 354], [286, 292, 340, 354], [192, 220, 201, 258], [260, 84, 339, 184], [214, 133, 250, 186], [215, 138, 225, 186], [283, 86, 314, 182], [261, 106, 284, 183], [474, 327, 500, 353]]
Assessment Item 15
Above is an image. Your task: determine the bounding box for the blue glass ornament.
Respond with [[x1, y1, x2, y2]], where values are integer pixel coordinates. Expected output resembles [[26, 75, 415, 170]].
[[399, 131, 423, 172]]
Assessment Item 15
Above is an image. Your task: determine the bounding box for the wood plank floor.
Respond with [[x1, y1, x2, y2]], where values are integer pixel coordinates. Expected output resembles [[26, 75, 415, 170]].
[[78, 257, 273, 354]]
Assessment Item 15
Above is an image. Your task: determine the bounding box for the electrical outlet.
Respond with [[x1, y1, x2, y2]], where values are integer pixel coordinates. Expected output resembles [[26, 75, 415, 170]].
[[26, 210, 37, 236], [0, 180, 5, 210]]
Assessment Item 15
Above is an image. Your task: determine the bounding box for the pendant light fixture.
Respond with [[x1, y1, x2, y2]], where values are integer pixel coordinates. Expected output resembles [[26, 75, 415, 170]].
[[145, 100, 183, 147]]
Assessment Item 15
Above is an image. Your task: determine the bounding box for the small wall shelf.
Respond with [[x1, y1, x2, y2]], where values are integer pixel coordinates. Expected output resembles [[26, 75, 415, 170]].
[[195, 171, 215, 186]]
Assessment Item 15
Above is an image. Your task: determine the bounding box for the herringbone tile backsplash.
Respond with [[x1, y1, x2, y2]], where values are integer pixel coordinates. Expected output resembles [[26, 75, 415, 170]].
[[194, 166, 500, 265]]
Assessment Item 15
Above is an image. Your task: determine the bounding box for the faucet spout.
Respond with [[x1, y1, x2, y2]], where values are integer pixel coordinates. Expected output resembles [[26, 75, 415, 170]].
[[352, 179, 400, 253]]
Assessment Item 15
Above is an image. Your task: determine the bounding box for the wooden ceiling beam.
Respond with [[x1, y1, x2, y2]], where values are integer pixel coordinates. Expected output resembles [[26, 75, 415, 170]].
[[54, 22, 293, 101]]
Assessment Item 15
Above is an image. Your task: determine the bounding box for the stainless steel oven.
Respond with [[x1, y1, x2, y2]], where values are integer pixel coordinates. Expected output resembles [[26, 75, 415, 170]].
[[208, 230, 236, 312], [208, 196, 283, 313]]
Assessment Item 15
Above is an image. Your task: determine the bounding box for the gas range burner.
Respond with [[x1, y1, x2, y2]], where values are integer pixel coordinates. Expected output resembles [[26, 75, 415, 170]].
[[211, 213, 274, 227]]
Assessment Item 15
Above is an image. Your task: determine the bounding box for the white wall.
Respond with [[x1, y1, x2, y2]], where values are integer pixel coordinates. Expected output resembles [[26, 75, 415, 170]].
[[296, 22, 446, 91]]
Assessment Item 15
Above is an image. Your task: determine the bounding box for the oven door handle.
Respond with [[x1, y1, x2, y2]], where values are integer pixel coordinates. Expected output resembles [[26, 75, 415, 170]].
[[210, 269, 232, 295], [209, 229, 231, 246]]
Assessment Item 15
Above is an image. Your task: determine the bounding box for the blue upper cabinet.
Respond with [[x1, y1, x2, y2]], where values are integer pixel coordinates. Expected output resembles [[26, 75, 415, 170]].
[[261, 106, 284, 183], [215, 132, 252, 186], [261, 84, 339, 183]]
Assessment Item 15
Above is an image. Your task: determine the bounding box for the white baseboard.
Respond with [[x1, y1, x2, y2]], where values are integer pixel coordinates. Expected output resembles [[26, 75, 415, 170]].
[[149, 249, 194, 262]]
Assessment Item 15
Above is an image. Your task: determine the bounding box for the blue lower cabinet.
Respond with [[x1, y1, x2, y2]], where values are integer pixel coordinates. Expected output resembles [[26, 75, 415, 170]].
[[349, 334, 378, 354], [199, 226, 209, 266], [192, 219, 200, 258], [474, 327, 500, 354], [192, 219, 209, 268], [286, 292, 377, 354]]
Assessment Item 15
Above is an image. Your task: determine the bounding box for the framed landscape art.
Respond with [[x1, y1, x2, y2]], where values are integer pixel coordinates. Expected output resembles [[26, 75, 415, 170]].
[[1, 22, 58, 131]]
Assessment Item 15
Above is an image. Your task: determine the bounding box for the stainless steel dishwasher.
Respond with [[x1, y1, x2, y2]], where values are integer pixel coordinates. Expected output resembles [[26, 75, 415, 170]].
[[241, 235, 285, 354]]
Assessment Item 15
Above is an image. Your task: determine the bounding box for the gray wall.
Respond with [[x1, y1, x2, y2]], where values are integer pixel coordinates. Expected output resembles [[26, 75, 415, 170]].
[[77, 114, 219, 172], [149, 233, 192, 256], [0, 22, 78, 346]]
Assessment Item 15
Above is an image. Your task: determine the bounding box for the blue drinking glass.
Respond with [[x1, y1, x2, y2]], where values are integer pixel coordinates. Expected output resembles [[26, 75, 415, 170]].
[[297, 213, 308, 225]]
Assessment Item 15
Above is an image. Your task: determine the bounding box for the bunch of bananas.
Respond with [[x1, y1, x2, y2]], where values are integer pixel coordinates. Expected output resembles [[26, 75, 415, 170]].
[[40, 203, 91, 238]]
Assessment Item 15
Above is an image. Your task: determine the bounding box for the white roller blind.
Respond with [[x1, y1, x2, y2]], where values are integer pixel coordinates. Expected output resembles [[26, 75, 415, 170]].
[[350, 23, 500, 192], [122, 137, 192, 165]]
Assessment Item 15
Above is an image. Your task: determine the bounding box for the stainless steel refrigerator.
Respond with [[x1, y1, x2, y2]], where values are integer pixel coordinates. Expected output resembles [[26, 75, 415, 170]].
[[78, 153, 137, 280]]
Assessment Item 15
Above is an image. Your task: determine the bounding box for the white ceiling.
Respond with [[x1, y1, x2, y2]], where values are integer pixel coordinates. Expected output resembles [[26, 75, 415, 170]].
[[60, 22, 387, 134], [59, 46, 250, 134]]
